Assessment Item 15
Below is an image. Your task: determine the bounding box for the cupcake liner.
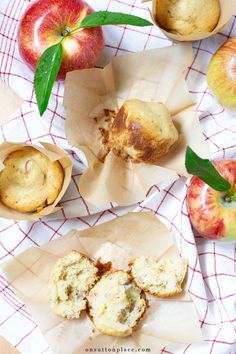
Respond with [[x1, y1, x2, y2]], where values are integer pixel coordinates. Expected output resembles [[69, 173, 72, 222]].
[[64, 44, 209, 208], [151, 0, 236, 42], [0, 336, 20, 354], [0, 79, 23, 126], [0, 141, 72, 220]]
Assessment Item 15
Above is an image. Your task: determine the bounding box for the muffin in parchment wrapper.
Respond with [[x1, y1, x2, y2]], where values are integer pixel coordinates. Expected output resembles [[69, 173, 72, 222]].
[[151, 0, 236, 42], [1, 212, 203, 354], [0, 142, 72, 220], [64, 44, 209, 208]]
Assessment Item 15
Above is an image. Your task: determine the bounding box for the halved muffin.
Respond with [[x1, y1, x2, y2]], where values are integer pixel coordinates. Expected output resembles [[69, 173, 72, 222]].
[[49, 251, 99, 319], [129, 256, 188, 297], [87, 270, 147, 337]]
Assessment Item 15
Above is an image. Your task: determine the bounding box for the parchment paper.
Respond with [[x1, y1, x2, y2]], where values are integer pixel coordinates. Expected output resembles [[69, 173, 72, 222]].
[[0, 80, 23, 125], [64, 44, 208, 207], [152, 0, 236, 42], [0, 142, 72, 220], [0, 336, 20, 354], [1, 212, 203, 354]]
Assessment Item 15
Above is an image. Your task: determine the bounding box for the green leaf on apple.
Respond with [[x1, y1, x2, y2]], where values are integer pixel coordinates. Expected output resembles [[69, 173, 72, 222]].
[[34, 42, 62, 116], [80, 11, 153, 28], [185, 146, 231, 192], [33, 11, 153, 116]]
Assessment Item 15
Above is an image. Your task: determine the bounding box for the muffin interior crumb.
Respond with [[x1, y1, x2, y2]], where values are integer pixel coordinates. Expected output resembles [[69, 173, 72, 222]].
[[88, 271, 147, 337], [49, 251, 99, 319], [130, 256, 188, 297]]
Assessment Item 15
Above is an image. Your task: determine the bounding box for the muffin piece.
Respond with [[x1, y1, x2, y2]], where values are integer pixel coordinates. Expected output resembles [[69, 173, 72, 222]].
[[49, 251, 99, 319], [110, 99, 178, 164], [156, 0, 220, 35], [93, 109, 116, 162], [129, 256, 188, 297], [0, 146, 64, 213], [87, 270, 147, 337]]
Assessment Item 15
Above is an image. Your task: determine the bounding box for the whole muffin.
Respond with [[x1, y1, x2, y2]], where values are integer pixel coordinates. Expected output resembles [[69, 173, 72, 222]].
[[156, 0, 221, 35], [0, 146, 64, 213], [110, 99, 178, 164]]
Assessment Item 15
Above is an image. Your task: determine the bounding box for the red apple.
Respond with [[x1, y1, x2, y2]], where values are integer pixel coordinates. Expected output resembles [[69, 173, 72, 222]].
[[18, 0, 104, 79], [187, 160, 236, 241], [207, 37, 236, 111]]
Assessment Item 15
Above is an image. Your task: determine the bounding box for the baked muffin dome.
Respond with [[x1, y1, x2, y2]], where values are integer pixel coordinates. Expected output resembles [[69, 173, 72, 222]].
[[110, 99, 178, 164], [87, 270, 147, 337], [129, 256, 188, 297], [0, 146, 64, 213], [49, 251, 99, 319], [156, 0, 220, 35]]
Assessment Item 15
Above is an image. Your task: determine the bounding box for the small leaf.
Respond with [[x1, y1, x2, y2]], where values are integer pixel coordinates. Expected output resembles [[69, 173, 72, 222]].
[[34, 43, 62, 116], [185, 146, 231, 192], [80, 11, 153, 28]]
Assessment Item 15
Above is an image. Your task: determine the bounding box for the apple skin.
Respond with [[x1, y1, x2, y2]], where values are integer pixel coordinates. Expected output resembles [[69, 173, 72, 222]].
[[207, 37, 236, 111], [18, 0, 104, 79], [187, 160, 236, 241]]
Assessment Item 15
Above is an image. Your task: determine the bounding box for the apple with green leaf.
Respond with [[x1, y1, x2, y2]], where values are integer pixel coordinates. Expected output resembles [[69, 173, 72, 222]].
[[207, 37, 236, 111], [18, 0, 104, 80], [17, 0, 153, 116], [186, 147, 236, 241]]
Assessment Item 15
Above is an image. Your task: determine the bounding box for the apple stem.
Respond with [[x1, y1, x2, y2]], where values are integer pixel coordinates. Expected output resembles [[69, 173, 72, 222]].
[[61, 27, 71, 37]]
